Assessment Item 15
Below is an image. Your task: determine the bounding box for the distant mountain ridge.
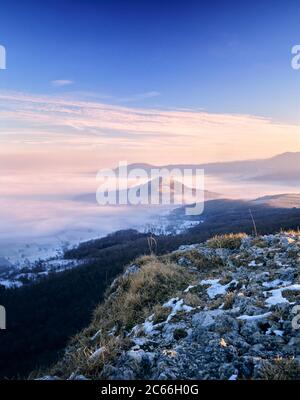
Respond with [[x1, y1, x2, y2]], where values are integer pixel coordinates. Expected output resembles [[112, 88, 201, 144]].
[[75, 152, 300, 204], [114, 152, 300, 182], [252, 193, 300, 208], [74, 177, 220, 204]]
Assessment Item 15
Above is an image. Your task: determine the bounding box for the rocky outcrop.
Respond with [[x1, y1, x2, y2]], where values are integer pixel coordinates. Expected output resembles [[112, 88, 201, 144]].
[[47, 232, 300, 380]]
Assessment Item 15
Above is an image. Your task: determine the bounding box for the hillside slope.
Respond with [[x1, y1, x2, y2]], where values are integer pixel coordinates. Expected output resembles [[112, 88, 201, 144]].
[[1, 200, 300, 379], [0, 230, 151, 378], [46, 232, 300, 380]]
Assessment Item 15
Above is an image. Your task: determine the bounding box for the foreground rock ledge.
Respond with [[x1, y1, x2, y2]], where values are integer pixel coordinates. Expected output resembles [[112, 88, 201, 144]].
[[43, 232, 300, 380]]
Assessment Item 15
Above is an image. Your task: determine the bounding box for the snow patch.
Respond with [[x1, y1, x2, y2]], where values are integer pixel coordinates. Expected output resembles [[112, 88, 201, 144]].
[[200, 279, 237, 299], [89, 347, 105, 361], [0, 279, 23, 288], [163, 298, 193, 322], [90, 329, 101, 341], [264, 284, 300, 307], [262, 279, 292, 289], [237, 312, 272, 321], [184, 285, 196, 293]]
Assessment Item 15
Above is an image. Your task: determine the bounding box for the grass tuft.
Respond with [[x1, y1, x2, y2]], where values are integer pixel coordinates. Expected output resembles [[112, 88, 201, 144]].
[[207, 233, 247, 250], [49, 257, 195, 378], [260, 358, 300, 380]]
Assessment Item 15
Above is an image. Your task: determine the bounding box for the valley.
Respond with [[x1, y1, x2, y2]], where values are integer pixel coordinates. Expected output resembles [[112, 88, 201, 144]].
[[0, 191, 300, 378]]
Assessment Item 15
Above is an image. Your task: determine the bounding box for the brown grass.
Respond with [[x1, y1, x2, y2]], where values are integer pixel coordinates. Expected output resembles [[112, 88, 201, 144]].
[[282, 289, 300, 303], [96, 259, 193, 331], [49, 257, 195, 379], [207, 233, 247, 250], [183, 292, 202, 307], [152, 304, 172, 324], [251, 237, 268, 248], [171, 249, 223, 271], [260, 358, 300, 380], [283, 229, 300, 236], [223, 292, 235, 310]]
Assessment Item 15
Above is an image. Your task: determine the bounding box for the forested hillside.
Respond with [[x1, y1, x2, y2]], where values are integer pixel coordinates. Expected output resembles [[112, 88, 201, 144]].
[[1, 200, 300, 378]]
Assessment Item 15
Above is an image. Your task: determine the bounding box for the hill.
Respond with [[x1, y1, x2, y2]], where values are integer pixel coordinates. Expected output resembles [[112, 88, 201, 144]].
[[43, 232, 300, 380], [114, 152, 300, 183], [1, 197, 300, 378], [74, 178, 220, 205], [252, 193, 300, 208]]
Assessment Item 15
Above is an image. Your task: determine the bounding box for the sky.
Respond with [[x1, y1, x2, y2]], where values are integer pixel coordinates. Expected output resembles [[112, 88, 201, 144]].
[[0, 0, 300, 172], [0, 0, 300, 250]]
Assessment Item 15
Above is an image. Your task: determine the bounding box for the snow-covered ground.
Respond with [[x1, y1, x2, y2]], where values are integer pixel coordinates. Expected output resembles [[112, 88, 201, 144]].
[[0, 256, 84, 288], [142, 216, 202, 236], [0, 205, 197, 289], [0, 241, 86, 289]]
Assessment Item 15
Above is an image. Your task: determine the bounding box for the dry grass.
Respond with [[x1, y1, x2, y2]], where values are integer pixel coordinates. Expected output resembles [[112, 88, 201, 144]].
[[282, 289, 300, 303], [183, 292, 202, 307], [49, 257, 195, 379], [223, 292, 235, 310], [96, 258, 193, 331], [133, 254, 157, 266], [207, 233, 247, 250], [260, 358, 300, 380], [152, 304, 172, 324], [207, 297, 224, 310], [171, 249, 223, 271], [283, 229, 300, 236], [255, 298, 266, 308], [251, 237, 268, 248]]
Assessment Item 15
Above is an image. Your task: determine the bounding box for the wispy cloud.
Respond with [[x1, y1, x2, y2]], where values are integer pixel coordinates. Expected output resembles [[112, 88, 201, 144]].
[[118, 91, 161, 103], [0, 90, 299, 171], [51, 80, 74, 87], [58, 91, 112, 101]]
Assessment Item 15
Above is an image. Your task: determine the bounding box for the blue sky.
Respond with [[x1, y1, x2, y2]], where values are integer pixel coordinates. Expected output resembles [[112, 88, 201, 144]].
[[0, 0, 300, 122], [0, 1, 300, 244]]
